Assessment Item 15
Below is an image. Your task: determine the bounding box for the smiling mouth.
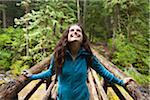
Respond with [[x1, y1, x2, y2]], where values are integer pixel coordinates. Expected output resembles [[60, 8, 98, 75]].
[[70, 34, 81, 38], [77, 34, 81, 37]]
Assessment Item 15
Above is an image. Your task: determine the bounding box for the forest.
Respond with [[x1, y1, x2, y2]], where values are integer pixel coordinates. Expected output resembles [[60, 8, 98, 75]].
[[0, 0, 149, 89]]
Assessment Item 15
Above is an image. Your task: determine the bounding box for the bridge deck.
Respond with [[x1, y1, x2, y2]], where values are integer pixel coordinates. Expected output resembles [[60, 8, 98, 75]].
[[18, 68, 133, 100], [0, 48, 146, 100]]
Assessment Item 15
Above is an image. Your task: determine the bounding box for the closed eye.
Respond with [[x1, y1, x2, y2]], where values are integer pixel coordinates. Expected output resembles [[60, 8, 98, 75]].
[[70, 29, 74, 32], [77, 29, 81, 32]]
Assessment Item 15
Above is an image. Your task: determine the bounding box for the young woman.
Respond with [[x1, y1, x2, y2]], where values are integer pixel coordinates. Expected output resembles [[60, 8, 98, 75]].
[[23, 23, 132, 100]]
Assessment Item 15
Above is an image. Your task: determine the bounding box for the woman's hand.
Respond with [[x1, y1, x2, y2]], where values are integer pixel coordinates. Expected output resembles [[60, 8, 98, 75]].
[[21, 70, 32, 78], [123, 77, 134, 86]]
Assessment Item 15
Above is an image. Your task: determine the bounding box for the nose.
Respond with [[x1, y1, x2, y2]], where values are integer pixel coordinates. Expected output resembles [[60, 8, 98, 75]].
[[75, 32, 77, 35], [74, 32, 80, 37]]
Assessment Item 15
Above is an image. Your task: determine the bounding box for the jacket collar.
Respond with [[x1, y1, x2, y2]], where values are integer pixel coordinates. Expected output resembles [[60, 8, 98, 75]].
[[66, 47, 90, 57]]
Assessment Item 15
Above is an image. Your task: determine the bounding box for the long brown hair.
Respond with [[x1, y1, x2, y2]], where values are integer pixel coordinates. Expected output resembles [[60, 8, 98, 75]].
[[53, 23, 93, 74]]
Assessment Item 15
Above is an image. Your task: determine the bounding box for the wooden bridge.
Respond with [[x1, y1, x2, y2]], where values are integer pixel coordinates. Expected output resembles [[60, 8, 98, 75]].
[[0, 48, 147, 100]]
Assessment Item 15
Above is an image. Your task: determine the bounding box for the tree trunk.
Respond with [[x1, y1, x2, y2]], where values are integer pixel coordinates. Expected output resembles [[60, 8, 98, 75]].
[[83, 0, 86, 30], [111, 4, 120, 57], [24, 2, 30, 56], [1, 2, 7, 28], [2, 9, 6, 28], [76, 0, 80, 23]]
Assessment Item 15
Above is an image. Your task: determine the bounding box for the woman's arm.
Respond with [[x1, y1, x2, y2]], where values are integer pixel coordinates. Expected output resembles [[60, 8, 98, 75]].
[[30, 55, 55, 80], [91, 55, 124, 86]]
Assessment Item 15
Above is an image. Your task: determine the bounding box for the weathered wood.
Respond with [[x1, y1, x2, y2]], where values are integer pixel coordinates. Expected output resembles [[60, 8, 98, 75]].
[[111, 84, 126, 100], [42, 81, 55, 100], [87, 82, 94, 100], [91, 48, 146, 100], [51, 92, 57, 100], [51, 84, 57, 100], [88, 70, 99, 100], [51, 84, 57, 96], [115, 85, 133, 100], [0, 56, 51, 99], [91, 69, 108, 100], [24, 79, 44, 100], [107, 87, 120, 100], [0, 77, 30, 100]]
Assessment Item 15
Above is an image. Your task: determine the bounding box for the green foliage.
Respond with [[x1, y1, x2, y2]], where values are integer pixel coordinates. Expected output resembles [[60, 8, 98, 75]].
[[96, 0, 149, 75], [15, 0, 77, 63], [0, 0, 77, 75], [130, 32, 149, 74], [84, 0, 149, 76], [85, 1, 107, 41], [109, 34, 138, 67], [124, 68, 150, 85], [0, 27, 24, 71], [10, 60, 29, 75], [0, 50, 11, 70], [109, 32, 149, 74]]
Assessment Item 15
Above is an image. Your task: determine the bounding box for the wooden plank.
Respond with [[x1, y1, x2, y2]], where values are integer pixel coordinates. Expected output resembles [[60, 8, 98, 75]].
[[42, 81, 55, 100], [24, 79, 44, 100], [115, 85, 133, 100], [111, 84, 126, 100], [95, 85, 102, 100], [51, 84, 57, 95], [91, 69, 108, 100], [51, 92, 57, 100], [87, 82, 94, 100], [51, 84, 57, 100], [107, 87, 120, 100], [88, 70, 99, 100]]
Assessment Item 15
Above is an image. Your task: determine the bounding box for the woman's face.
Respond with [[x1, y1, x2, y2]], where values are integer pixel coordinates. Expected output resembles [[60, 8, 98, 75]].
[[68, 25, 83, 43]]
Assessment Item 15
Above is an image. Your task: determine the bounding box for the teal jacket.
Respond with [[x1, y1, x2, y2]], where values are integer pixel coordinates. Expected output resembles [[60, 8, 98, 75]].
[[30, 48, 124, 100]]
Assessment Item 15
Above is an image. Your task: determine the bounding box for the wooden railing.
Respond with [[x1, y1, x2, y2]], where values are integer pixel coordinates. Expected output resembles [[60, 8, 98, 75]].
[[0, 49, 147, 100]]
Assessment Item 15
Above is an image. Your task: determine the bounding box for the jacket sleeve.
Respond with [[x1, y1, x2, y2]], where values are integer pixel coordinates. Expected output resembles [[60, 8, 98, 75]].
[[30, 54, 55, 80], [91, 55, 124, 86]]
